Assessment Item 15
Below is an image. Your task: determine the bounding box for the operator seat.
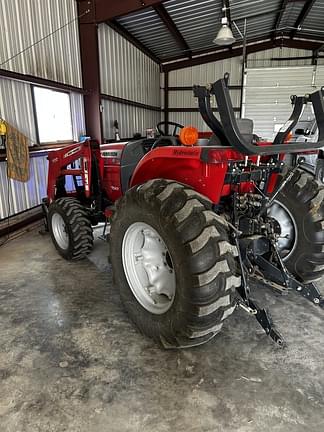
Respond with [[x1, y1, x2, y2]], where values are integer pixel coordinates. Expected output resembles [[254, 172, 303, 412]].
[[207, 117, 257, 146], [237, 118, 254, 144]]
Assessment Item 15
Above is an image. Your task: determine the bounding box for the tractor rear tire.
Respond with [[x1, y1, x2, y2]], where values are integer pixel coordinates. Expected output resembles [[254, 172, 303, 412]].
[[110, 179, 241, 348], [48, 197, 93, 260], [271, 168, 324, 282]]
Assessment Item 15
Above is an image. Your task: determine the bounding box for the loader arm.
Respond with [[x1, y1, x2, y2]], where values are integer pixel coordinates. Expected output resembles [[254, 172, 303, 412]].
[[47, 140, 99, 202]]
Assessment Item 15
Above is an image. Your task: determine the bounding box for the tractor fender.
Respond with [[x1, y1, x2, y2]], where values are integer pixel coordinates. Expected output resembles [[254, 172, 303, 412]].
[[129, 146, 228, 204]]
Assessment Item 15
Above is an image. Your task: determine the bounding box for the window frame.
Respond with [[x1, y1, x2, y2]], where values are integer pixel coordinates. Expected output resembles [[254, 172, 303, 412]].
[[31, 85, 75, 145]]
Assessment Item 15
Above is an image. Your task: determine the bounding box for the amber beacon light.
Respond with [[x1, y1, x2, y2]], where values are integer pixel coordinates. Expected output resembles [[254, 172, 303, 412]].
[[179, 126, 199, 146]]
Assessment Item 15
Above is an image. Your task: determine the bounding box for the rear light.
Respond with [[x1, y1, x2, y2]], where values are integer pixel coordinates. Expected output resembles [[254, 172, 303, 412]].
[[179, 126, 199, 146]]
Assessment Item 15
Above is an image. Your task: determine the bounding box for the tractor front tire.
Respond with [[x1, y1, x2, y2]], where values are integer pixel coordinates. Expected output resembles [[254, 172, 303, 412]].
[[110, 179, 241, 348], [48, 197, 93, 260], [270, 168, 324, 282]]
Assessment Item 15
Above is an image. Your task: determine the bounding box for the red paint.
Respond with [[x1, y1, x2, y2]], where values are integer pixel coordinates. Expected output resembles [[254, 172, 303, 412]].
[[130, 146, 229, 202], [47, 141, 98, 202], [47, 138, 286, 208], [100, 143, 126, 201], [130, 146, 266, 203]]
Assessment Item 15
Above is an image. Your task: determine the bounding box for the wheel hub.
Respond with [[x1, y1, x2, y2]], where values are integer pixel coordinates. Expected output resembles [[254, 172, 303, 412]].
[[122, 222, 176, 314], [267, 201, 297, 260], [51, 213, 69, 250]]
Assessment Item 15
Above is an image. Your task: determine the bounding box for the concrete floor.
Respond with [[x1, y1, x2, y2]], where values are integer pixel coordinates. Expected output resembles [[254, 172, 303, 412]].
[[0, 226, 324, 432]]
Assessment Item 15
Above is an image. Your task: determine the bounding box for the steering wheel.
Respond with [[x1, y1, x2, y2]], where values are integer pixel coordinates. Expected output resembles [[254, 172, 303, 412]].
[[151, 121, 184, 150], [156, 121, 184, 137]]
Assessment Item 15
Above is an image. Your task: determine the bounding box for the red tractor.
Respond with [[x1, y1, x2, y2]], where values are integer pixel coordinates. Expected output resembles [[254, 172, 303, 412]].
[[43, 74, 324, 348]]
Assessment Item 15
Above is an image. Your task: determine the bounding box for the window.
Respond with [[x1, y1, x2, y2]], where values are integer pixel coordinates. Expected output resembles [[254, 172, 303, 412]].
[[33, 86, 73, 143]]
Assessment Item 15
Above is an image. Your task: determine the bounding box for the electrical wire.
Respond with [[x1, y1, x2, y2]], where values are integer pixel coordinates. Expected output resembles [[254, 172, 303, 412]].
[[0, 9, 90, 68]]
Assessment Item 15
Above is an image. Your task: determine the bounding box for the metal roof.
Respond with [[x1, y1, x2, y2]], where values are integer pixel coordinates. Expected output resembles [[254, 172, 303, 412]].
[[112, 0, 324, 65], [298, 0, 324, 38]]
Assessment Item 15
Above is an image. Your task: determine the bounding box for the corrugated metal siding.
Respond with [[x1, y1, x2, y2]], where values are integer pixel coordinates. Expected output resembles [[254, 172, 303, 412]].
[[0, 0, 81, 87], [116, 8, 180, 59], [102, 99, 161, 140], [0, 77, 37, 144], [243, 66, 324, 140], [299, 0, 324, 39], [0, 77, 85, 145], [169, 57, 242, 86], [0, 78, 85, 219], [169, 112, 209, 132], [115, 0, 290, 59], [167, 57, 241, 113], [167, 46, 322, 111], [0, 154, 48, 219], [0, 1, 85, 220], [230, 0, 281, 20], [279, 1, 304, 29], [168, 89, 241, 110], [98, 24, 160, 106], [228, 0, 281, 41], [167, 47, 322, 132], [169, 111, 240, 132], [168, 47, 319, 84], [70, 92, 86, 142], [247, 47, 314, 68], [164, 0, 222, 53]]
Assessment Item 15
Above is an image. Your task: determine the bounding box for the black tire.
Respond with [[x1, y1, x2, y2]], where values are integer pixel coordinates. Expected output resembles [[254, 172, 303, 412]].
[[273, 168, 324, 282], [48, 197, 93, 260], [110, 179, 241, 348]]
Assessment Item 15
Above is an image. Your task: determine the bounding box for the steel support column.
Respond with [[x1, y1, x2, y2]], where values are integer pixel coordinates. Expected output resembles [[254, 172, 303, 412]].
[[78, 3, 102, 142], [164, 72, 169, 134]]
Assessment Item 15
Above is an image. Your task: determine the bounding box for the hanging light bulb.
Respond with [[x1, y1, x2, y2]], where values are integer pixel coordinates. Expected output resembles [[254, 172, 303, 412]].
[[213, 16, 236, 45]]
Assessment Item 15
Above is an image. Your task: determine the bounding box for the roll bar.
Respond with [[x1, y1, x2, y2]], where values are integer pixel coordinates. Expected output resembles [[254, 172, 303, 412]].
[[193, 85, 231, 146], [272, 95, 306, 145], [194, 76, 324, 156]]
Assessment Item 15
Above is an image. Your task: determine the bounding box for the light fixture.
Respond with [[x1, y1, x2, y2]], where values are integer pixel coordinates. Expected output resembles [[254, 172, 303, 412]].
[[213, 16, 236, 46]]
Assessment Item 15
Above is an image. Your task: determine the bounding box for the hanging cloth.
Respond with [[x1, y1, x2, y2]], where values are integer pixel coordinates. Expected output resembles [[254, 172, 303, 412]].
[[4, 121, 30, 182]]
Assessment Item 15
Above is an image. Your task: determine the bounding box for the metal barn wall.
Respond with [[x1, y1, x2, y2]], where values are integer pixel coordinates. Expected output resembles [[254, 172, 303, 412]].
[[0, 78, 37, 145], [98, 24, 161, 140], [69, 92, 86, 142], [243, 66, 324, 140], [0, 77, 85, 144], [167, 57, 242, 131], [98, 24, 160, 105], [247, 47, 324, 68], [0, 153, 48, 219], [165, 47, 324, 131], [102, 100, 161, 140], [0, 0, 85, 219], [0, 75, 85, 220], [0, 0, 82, 87]]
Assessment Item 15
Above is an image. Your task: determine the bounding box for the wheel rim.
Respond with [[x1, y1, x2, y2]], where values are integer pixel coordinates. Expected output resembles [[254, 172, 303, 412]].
[[122, 222, 176, 315], [52, 213, 69, 250], [318, 167, 324, 184], [267, 200, 297, 260]]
